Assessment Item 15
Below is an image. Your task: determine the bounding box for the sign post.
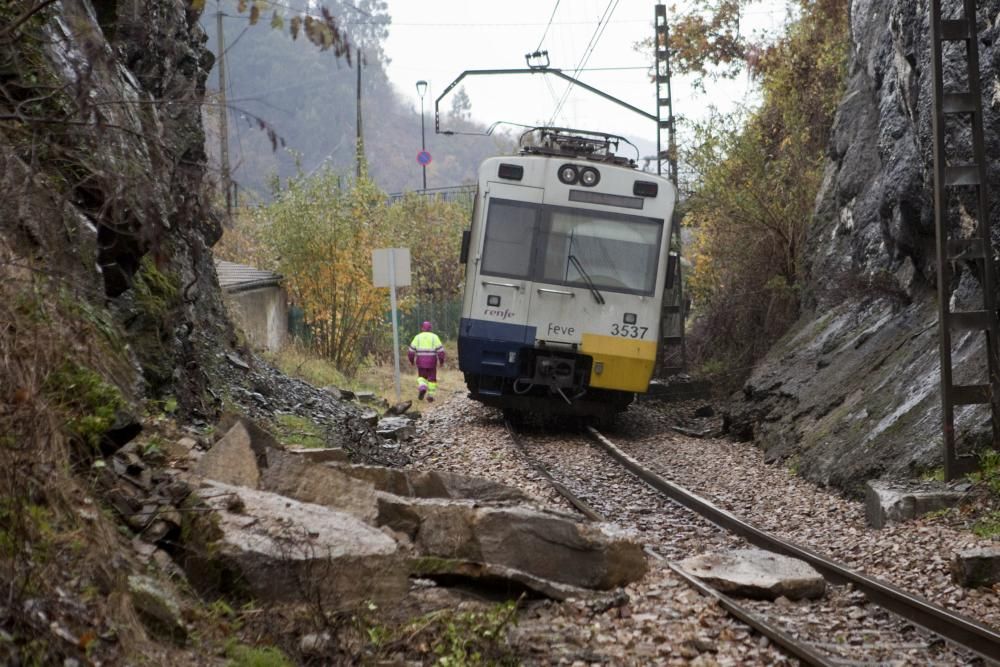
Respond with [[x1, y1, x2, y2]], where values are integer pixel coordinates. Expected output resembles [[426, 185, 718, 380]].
[[372, 248, 411, 403]]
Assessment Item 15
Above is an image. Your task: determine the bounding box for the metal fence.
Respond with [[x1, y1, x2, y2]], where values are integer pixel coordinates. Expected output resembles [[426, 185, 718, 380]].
[[394, 299, 462, 343], [386, 185, 476, 207]]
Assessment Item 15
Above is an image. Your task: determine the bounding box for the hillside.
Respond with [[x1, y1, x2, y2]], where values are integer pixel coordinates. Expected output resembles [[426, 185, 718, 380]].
[[200, 0, 514, 199]]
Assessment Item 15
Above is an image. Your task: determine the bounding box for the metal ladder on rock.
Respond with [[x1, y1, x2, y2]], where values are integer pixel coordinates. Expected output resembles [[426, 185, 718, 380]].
[[655, 3, 686, 375], [930, 0, 1000, 479]]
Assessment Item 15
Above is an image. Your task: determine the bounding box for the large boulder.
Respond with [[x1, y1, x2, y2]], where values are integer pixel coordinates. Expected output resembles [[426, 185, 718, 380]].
[[194, 420, 265, 488], [377, 495, 647, 590], [677, 549, 826, 601], [182, 482, 407, 607], [188, 419, 646, 598], [338, 464, 530, 503], [258, 449, 378, 522]]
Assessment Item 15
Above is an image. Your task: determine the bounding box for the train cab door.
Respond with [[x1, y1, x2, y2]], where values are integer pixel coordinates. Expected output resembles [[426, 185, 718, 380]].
[[460, 182, 543, 382]]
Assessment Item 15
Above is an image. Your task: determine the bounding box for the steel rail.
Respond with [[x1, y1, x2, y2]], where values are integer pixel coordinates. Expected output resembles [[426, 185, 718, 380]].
[[660, 554, 837, 667], [507, 420, 836, 665], [585, 425, 1000, 663], [503, 419, 605, 522]]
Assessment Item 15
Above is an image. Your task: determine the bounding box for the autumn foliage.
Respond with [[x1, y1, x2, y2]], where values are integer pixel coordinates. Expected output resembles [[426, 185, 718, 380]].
[[218, 171, 469, 374], [681, 1, 849, 382]]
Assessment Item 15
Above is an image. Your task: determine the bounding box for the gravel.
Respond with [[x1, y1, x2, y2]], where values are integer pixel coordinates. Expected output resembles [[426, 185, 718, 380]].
[[411, 394, 999, 664], [612, 402, 1000, 631], [413, 395, 790, 664]]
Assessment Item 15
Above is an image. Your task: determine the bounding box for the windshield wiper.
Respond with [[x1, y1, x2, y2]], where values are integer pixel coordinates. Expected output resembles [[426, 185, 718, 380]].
[[568, 255, 606, 305]]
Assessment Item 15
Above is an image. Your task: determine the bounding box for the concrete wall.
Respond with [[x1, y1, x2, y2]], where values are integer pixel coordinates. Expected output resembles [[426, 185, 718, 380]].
[[224, 286, 287, 352]]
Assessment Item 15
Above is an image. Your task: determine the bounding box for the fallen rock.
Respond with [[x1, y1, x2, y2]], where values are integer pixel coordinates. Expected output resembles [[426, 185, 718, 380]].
[[300, 631, 333, 655], [360, 408, 379, 426], [212, 414, 281, 452], [287, 447, 350, 464], [226, 353, 250, 370], [258, 449, 378, 521], [377, 416, 416, 441], [951, 547, 1000, 588], [386, 401, 412, 416], [161, 436, 201, 462], [127, 574, 186, 641], [194, 420, 261, 488], [378, 496, 647, 590], [322, 386, 343, 400], [339, 465, 529, 503], [676, 549, 826, 600], [183, 482, 407, 607], [865, 480, 968, 529], [410, 557, 599, 600]]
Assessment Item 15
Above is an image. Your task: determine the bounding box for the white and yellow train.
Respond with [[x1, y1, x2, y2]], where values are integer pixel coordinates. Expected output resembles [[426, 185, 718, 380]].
[[457, 128, 676, 418]]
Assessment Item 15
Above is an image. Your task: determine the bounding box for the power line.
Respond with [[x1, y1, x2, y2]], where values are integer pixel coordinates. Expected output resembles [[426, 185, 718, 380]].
[[548, 0, 619, 125], [534, 0, 560, 53], [552, 0, 617, 118]]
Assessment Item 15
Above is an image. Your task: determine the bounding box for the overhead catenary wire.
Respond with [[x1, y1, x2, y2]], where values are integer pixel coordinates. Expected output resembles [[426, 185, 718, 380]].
[[548, 0, 620, 126], [534, 0, 561, 53]]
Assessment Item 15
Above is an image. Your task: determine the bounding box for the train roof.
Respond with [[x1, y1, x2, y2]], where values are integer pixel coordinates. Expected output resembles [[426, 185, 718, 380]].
[[517, 127, 638, 167]]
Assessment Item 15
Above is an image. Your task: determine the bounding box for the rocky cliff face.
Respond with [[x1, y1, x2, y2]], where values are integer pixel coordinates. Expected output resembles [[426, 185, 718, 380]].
[[1, 0, 230, 412], [726, 0, 1000, 494]]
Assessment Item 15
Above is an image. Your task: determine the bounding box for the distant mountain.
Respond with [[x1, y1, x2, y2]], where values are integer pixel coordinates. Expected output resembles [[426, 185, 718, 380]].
[[201, 0, 514, 200]]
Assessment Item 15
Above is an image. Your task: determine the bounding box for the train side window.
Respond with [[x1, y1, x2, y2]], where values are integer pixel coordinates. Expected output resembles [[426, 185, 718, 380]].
[[481, 200, 537, 279], [460, 230, 471, 264]]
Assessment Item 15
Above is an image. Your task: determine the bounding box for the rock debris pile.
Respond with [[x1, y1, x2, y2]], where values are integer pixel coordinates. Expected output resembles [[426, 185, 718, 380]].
[[98, 406, 649, 647]]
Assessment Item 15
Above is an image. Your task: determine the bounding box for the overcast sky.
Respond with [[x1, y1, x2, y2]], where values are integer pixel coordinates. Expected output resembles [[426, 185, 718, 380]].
[[379, 0, 793, 153]]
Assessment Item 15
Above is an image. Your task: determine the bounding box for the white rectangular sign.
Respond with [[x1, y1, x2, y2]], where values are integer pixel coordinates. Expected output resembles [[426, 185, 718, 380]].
[[372, 248, 411, 287]]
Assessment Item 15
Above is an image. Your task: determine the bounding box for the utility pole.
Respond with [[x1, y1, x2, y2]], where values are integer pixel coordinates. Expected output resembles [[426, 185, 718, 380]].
[[356, 46, 364, 179], [216, 1, 232, 217], [416, 80, 428, 191], [654, 4, 685, 375]]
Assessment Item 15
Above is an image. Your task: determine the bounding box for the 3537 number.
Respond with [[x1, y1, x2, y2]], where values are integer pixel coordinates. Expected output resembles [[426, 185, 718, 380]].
[[610, 324, 648, 339]]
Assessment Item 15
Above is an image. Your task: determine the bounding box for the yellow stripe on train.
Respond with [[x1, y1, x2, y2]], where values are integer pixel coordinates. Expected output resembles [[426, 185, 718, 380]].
[[580, 334, 658, 392]]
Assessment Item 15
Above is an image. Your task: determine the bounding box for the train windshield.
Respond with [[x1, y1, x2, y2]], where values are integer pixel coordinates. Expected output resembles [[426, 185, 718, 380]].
[[480, 198, 663, 296]]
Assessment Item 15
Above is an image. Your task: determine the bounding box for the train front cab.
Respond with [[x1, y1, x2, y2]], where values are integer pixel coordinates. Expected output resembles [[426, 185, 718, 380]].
[[458, 158, 673, 416]]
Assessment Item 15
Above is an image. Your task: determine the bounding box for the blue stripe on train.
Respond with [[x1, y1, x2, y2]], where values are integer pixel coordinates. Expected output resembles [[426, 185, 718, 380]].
[[457, 317, 536, 378]]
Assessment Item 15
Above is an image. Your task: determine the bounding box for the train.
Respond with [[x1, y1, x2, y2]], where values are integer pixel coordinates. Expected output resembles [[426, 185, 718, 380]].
[[456, 127, 677, 418]]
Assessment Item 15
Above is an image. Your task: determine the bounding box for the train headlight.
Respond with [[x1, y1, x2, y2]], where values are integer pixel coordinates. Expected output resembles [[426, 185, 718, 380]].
[[623, 313, 637, 325], [579, 167, 601, 187], [558, 164, 579, 185]]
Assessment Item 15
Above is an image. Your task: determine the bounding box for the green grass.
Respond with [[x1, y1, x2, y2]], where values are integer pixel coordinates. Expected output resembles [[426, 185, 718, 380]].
[[274, 414, 325, 449], [920, 467, 945, 482], [225, 643, 294, 667], [355, 598, 520, 666], [267, 341, 465, 407], [264, 344, 372, 392], [43, 362, 124, 449], [977, 450, 1000, 496], [922, 507, 952, 520], [972, 510, 1000, 538]]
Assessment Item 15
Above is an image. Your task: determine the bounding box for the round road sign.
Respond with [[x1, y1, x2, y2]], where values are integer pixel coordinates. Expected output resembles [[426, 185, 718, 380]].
[[417, 150, 432, 166]]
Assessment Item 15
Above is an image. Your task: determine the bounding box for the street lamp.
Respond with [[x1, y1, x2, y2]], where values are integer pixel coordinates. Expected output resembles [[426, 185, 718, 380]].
[[416, 79, 428, 191]]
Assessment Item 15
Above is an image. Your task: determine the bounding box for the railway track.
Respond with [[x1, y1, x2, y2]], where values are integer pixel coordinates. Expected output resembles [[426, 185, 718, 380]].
[[504, 419, 1000, 665]]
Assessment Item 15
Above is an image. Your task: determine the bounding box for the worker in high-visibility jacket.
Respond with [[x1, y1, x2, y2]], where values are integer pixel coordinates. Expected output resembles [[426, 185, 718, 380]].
[[407, 321, 446, 402]]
